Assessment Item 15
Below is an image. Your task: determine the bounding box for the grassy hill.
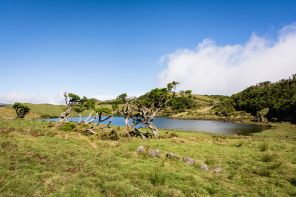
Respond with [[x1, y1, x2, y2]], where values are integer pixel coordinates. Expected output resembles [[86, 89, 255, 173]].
[[0, 119, 295, 196], [0, 95, 255, 122]]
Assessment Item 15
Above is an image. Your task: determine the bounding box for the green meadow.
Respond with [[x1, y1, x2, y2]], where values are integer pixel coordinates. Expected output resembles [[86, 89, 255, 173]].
[[0, 118, 295, 196]]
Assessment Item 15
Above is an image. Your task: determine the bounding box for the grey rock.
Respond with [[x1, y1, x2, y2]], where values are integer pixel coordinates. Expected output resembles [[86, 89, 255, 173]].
[[166, 152, 179, 159], [149, 149, 160, 157], [200, 165, 210, 171], [213, 168, 222, 173], [137, 146, 145, 153], [183, 157, 195, 166]]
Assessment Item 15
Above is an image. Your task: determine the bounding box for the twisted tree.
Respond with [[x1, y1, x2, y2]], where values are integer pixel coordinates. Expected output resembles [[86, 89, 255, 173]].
[[129, 81, 179, 139], [59, 93, 81, 126], [116, 93, 133, 135], [12, 103, 30, 118], [73, 97, 95, 123]]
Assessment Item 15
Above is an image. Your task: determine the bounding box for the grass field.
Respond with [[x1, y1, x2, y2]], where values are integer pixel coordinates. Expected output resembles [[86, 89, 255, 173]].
[[0, 118, 295, 196]]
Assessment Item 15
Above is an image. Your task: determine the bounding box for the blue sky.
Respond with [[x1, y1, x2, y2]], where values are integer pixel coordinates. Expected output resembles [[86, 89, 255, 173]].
[[1, 0, 296, 104]]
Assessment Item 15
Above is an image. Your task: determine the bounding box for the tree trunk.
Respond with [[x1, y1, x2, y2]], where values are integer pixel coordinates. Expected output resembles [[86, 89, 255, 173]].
[[147, 122, 159, 139], [124, 115, 130, 135], [79, 114, 82, 123], [59, 106, 72, 126], [84, 110, 94, 123], [86, 113, 99, 124]]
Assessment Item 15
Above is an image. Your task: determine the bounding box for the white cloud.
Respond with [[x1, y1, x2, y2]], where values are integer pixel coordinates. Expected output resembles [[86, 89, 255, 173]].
[[0, 92, 50, 104], [158, 24, 296, 95], [0, 89, 67, 105]]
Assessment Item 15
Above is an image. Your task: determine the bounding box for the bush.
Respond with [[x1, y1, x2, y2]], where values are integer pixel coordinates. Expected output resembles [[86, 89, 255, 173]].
[[98, 130, 119, 140], [59, 122, 76, 132], [12, 103, 30, 118], [168, 132, 178, 138]]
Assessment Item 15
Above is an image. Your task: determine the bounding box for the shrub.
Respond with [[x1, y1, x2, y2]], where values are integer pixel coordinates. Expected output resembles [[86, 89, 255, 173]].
[[59, 122, 76, 132], [168, 132, 178, 138], [12, 102, 30, 118], [98, 130, 119, 140]]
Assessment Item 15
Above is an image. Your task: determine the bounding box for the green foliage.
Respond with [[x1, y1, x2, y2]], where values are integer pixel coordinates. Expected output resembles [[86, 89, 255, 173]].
[[68, 93, 80, 103], [212, 74, 296, 122], [84, 99, 95, 110], [12, 103, 30, 118], [59, 122, 76, 132], [213, 99, 236, 117], [168, 96, 196, 113], [98, 130, 119, 140], [117, 93, 127, 103], [185, 90, 192, 95], [231, 74, 296, 122], [112, 104, 119, 111], [138, 88, 170, 108], [95, 107, 111, 114]]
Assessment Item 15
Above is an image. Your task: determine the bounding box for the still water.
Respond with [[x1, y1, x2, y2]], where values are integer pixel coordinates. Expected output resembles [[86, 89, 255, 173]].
[[40, 116, 269, 135]]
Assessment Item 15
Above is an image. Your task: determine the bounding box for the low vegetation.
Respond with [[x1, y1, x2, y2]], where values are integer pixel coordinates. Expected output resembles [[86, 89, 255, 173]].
[[0, 118, 295, 196]]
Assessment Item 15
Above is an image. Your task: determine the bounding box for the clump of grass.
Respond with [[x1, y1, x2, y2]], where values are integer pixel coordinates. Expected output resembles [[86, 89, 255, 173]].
[[235, 140, 244, 147], [205, 185, 219, 195], [168, 132, 178, 138], [98, 130, 119, 140], [254, 168, 272, 177], [47, 121, 55, 128], [259, 141, 269, 152], [288, 177, 296, 186], [150, 168, 166, 185], [205, 158, 217, 166], [1, 140, 18, 150], [267, 161, 282, 169], [261, 152, 278, 162]]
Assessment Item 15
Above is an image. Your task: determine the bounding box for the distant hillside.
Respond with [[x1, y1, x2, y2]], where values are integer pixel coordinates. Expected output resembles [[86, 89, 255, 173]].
[[215, 74, 296, 123]]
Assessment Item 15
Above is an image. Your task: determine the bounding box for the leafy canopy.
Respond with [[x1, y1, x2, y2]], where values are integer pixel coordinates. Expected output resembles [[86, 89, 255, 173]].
[[12, 102, 30, 118]]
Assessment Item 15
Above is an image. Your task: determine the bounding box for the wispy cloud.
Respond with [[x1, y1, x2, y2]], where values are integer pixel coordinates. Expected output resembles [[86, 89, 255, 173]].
[[0, 89, 66, 105], [158, 24, 296, 95], [0, 92, 50, 104]]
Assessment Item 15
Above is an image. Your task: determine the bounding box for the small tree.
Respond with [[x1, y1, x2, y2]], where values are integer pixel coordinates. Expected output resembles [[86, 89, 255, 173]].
[[185, 90, 192, 97], [179, 90, 185, 96], [117, 93, 132, 135], [86, 104, 118, 126], [73, 97, 96, 123], [12, 103, 30, 118], [130, 81, 179, 139], [59, 93, 81, 126]]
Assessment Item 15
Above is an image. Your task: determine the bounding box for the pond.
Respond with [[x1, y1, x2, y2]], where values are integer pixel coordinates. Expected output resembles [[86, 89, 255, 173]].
[[39, 116, 269, 135]]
